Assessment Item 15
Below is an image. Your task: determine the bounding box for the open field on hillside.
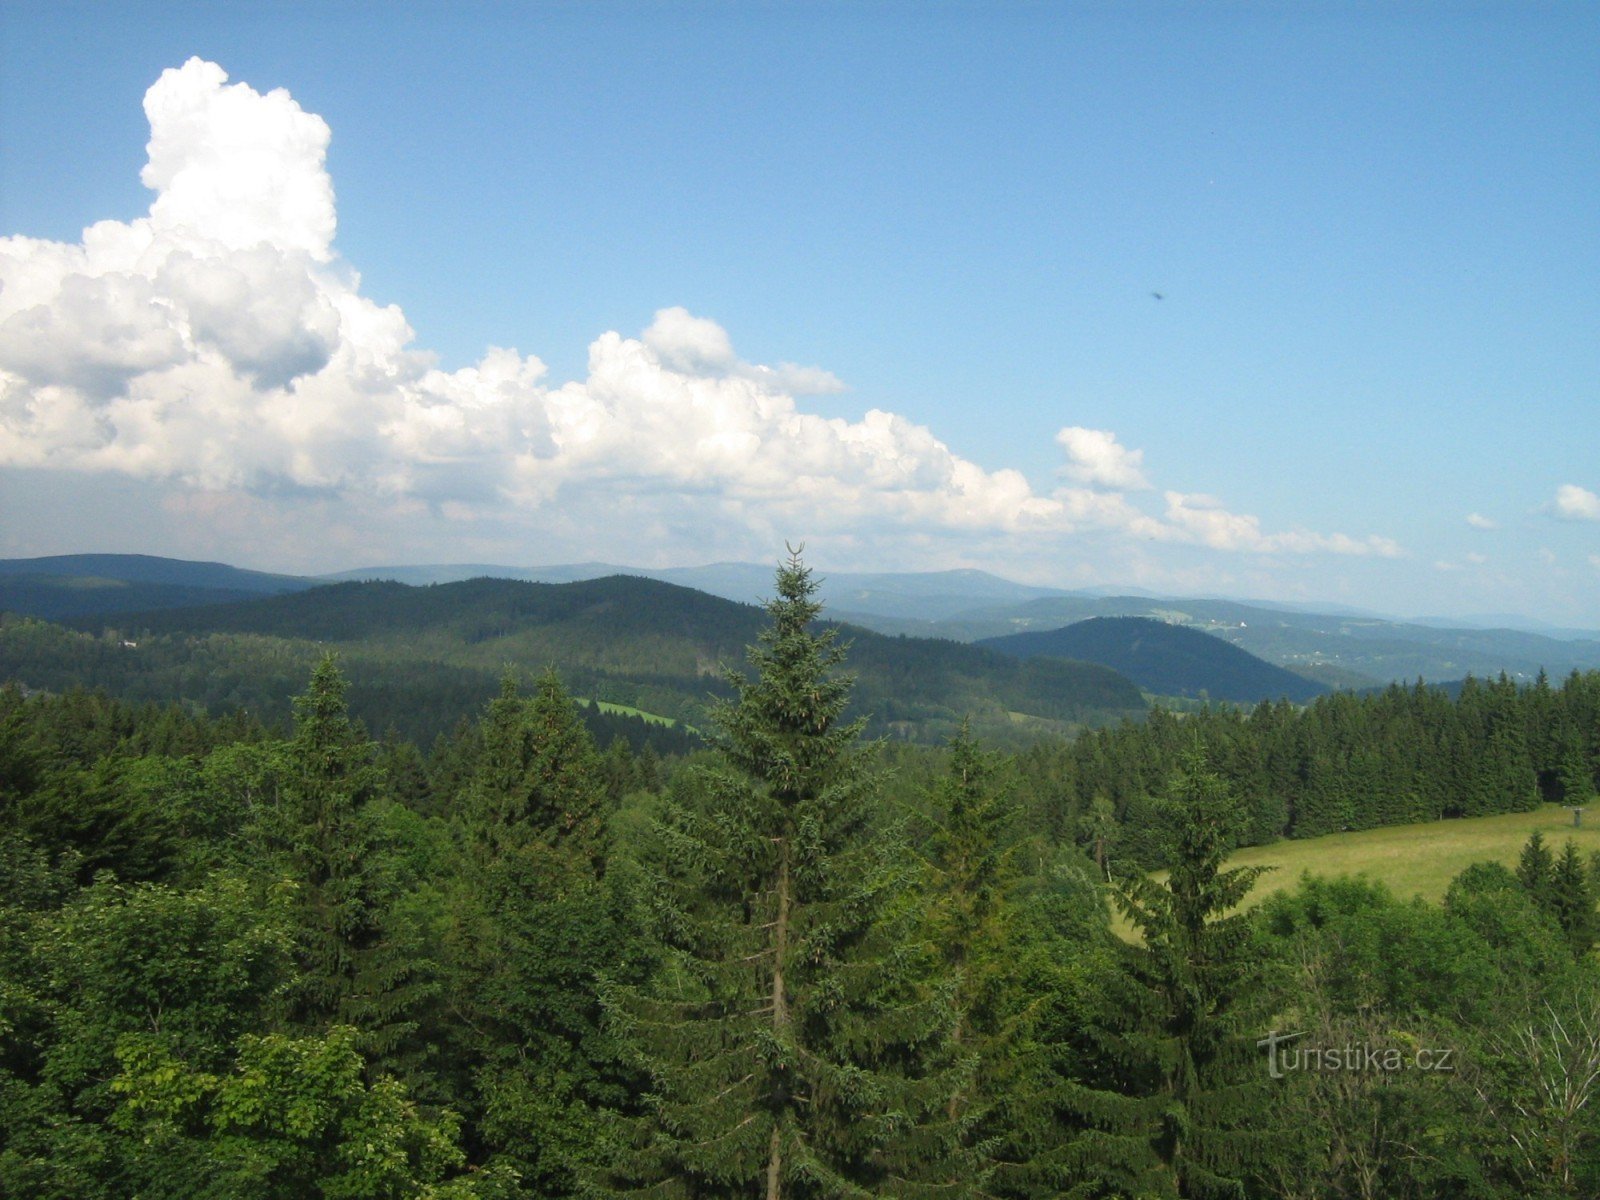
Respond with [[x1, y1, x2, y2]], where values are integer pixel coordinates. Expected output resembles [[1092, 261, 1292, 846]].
[[585, 698, 686, 728], [1113, 804, 1600, 939], [1231, 804, 1600, 906]]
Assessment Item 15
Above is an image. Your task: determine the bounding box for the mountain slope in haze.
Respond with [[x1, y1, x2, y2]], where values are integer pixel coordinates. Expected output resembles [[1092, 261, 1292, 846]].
[[11, 554, 1596, 690], [0, 553, 311, 592], [978, 616, 1329, 705], [863, 594, 1600, 689], [33, 575, 1145, 744], [321, 561, 1079, 620], [0, 554, 316, 621]]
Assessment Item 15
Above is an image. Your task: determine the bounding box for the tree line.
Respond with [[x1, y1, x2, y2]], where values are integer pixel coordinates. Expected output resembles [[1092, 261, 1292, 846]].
[[1026, 669, 1600, 868]]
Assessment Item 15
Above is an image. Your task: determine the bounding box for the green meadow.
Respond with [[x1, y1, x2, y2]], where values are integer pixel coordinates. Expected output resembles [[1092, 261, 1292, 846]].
[[585, 698, 690, 730], [1114, 804, 1600, 939], [1230, 803, 1600, 907]]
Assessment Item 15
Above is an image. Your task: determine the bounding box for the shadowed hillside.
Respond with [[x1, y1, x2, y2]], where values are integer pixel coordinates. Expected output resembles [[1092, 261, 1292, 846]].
[[979, 615, 1327, 705], [8, 575, 1147, 744], [0, 554, 315, 620]]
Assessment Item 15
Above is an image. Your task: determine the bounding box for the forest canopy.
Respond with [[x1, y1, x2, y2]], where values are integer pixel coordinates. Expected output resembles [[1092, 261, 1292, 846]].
[[1, 556, 1598, 1197]]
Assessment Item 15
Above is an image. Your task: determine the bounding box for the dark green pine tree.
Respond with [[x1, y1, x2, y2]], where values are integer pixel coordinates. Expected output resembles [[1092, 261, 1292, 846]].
[[468, 670, 608, 865], [1463, 677, 1539, 816], [605, 550, 967, 1199], [444, 670, 622, 1194], [268, 656, 385, 1027], [1550, 839, 1597, 959], [1555, 721, 1595, 805], [1291, 749, 1351, 839], [1072, 746, 1279, 1199], [1517, 831, 1557, 913], [925, 723, 1016, 1003], [920, 723, 1021, 1149], [259, 657, 428, 1072]]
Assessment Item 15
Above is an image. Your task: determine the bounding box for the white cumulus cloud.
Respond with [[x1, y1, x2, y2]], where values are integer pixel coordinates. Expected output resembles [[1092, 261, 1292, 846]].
[[1055, 426, 1151, 490], [0, 58, 1401, 571], [1465, 512, 1499, 531], [1553, 484, 1600, 522]]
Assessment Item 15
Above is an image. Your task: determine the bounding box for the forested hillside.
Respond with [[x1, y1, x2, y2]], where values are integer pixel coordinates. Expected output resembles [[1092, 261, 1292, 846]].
[[0, 575, 1145, 745], [10, 553, 1595, 691], [854, 591, 1600, 687], [3, 555, 1597, 1198], [979, 615, 1327, 704]]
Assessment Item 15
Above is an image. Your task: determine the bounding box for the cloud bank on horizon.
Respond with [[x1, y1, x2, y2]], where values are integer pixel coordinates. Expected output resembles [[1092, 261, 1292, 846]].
[[0, 59, 1430, 571]]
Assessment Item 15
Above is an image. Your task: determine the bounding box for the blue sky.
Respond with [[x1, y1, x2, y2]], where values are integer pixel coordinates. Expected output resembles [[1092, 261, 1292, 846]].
[[1, 1, 1596, 624]]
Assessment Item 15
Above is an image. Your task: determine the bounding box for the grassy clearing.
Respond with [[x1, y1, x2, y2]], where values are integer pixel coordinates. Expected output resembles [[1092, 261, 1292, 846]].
[[1111, 804, 1600, 939], [583, 698, 685, 729], [1230, 805, 1600, 908]]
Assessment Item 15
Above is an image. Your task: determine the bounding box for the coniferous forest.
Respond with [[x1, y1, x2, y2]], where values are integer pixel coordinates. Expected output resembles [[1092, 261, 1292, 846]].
[[3, 555, 1600, 1198]]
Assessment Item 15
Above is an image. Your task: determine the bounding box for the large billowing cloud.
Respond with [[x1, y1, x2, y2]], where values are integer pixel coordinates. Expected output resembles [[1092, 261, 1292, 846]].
[[0, 58, 1399, 567]]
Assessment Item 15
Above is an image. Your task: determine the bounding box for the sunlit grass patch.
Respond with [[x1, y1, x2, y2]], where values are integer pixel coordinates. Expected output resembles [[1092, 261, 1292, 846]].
[[1111, 804, 1599, 940]]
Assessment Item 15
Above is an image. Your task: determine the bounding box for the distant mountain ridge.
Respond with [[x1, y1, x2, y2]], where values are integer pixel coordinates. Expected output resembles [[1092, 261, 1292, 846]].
[[0, 553, 311, 592], [0, 553, 314, 620], [319, 561, 1079, 620], [949, 595, 1600, 688], [24, 574, 1146, 744], [978, 616, 1328, 705], [4, 553, 1596, 688]]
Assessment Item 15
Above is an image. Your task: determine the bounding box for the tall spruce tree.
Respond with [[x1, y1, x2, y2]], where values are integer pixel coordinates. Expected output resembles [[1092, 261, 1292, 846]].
[[1551, 840, 1597, 960], [1065, 746, 1278, 1199], [605, 551, 966, 1199], [920, 724, 1021, 1152], [266, 656, 391, 1034], [444, 670, 623, 1193], [256, 657, 432, 1080], [1518, 832, 1557, 913]]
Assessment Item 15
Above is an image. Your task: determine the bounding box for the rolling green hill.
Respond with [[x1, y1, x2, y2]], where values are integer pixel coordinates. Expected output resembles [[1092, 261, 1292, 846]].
[[978, 615, 1327, 705], [5, 574, 1145, 745]]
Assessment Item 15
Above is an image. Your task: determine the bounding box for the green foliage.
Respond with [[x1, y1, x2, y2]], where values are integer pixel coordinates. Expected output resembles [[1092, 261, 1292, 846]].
[[441, 671, 634, 1193], [1518, 830, 1557, 905], [606, 552, 968, 1197], [1067, 747, 1280, 1199], [1468, 985, 1600, 1200], [1257, 864, 1600, 1200], [8, 558, 1600, 1198], [260, 657, 389, 1029], [0, 873, 294, 1197], [1551, 840, 1597, 959], [110, 1025, 509, 1199]]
